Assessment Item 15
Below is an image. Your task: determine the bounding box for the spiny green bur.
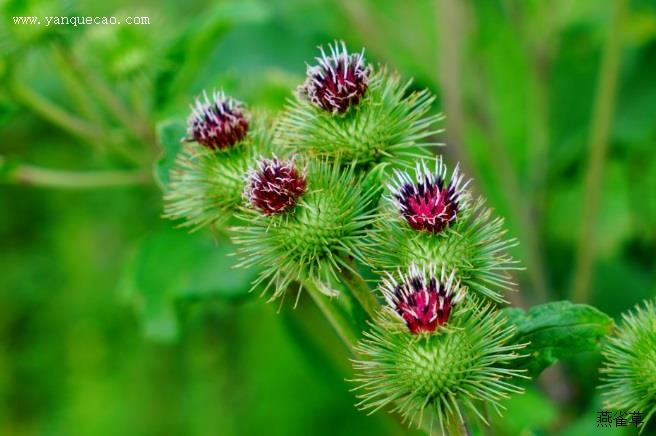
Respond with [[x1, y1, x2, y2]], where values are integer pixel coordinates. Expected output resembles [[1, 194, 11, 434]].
[[277, 69, 442, 165], [395, 331, 473, 398]]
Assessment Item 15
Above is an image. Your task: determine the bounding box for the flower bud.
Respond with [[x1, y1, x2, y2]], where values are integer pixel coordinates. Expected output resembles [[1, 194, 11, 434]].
[[600, 299, 656, 431], [298, 41, 370, 114], [244, 157, 307, 215], [233, 161, 377, 300], [381, 264, 464, 334], [164, 114, 273, 230], [389, 157, 470, 233], [277, 43, 442, 165], [352, 266, 527, 432], [366, 157, 518, 303], [187, 90, 249, 150]]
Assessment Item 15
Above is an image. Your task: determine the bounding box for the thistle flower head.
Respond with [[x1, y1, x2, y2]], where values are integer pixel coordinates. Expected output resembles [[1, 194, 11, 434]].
[[380, 264, 465, 334], [298, 41, 371, 114], [187, 90, 249, 150], [244, 156, 307, 215], [389, 157, 470, 233], [366, 157, 516, 302], [233, 161, 378, 300], [164, 113, 273, 231], [600, 299, 656, 431], [352, 290, 527, 432], [278, 57, 442, 165]]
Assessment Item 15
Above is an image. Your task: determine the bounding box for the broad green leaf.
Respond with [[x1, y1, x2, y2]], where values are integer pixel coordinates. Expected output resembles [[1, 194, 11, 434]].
[[119, 224, 260, 342], [153, 118, 186, 192], [502, 301, 614, 379]]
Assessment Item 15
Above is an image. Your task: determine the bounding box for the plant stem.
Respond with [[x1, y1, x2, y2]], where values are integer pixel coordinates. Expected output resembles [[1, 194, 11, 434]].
[[59, 44, 155, 146], [3, 160, 150, 189], [9, 80, 146, 166], [433, 0, 479, 182], [51, 44, 104, 124], [436, 0, 550, 302], [296, 282, 416, 436], [447, 409, 471, 436], [338, 261, 380, 320], [572, 0, 626, 303], [302, 279, 358, 351], [10, 80, 102, 143]]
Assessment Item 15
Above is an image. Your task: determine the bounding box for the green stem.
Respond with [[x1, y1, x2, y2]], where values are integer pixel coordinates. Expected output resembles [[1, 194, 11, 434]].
[[63, 45, 154, 145], [436, 1, 550, 303], [338, 259, 380, 320], [300, 281, 418, 434], [51, 44, 104, 124], [572, 0, 626, 303], [3, 160, 149, 189], [281, 303, 348, 379], [9, 79, 145, 166], [10, 80, 102, 143], [447, 410, 471, 436], [302, 279, 358, 351]]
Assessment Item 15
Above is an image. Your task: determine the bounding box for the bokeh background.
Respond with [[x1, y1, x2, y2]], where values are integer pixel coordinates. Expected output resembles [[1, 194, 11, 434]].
[[1, 0, 655, 435]]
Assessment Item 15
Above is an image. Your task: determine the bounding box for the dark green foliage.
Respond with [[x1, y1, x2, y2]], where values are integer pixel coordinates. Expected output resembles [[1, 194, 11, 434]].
[[501, 301, 614, 379]]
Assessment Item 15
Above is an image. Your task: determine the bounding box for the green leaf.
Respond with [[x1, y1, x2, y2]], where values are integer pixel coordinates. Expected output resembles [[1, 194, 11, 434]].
[[153, 118, 186, 192], [118, 224, 260, 342], [502, 301, 614, 378]]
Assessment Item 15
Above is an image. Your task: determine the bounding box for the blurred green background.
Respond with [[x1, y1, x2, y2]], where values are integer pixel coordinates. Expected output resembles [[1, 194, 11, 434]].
[[1, 0, 655, 435]]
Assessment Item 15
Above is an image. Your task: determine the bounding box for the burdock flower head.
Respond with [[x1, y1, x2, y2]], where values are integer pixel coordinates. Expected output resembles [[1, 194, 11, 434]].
[[164, 107, 273, 231], [298, 40, 371, 114], [187, 90, 249, 150], [390, 156, 470, 233], [245, 156, 307, 215], [366, 156, 518, 303], [600, 299, 656, 431], [233, 160, 377, 300], [352, 264, 527, 432], [380, 264, 464, 334], [277, 42, 441, 165]]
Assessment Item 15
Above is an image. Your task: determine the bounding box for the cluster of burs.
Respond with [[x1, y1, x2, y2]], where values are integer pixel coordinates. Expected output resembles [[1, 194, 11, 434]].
[[163, 42, 656, 432]]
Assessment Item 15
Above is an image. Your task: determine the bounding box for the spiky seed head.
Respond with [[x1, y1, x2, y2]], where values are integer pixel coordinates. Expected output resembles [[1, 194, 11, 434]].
[[352, 284, 527, 432], [389, 157, 470, 233], [245, 157, 307, 215], [298, 41, 371, 114], [187, 90, 249, 150], [380, 264, 465, 334], [600, 299, 656, 432]]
